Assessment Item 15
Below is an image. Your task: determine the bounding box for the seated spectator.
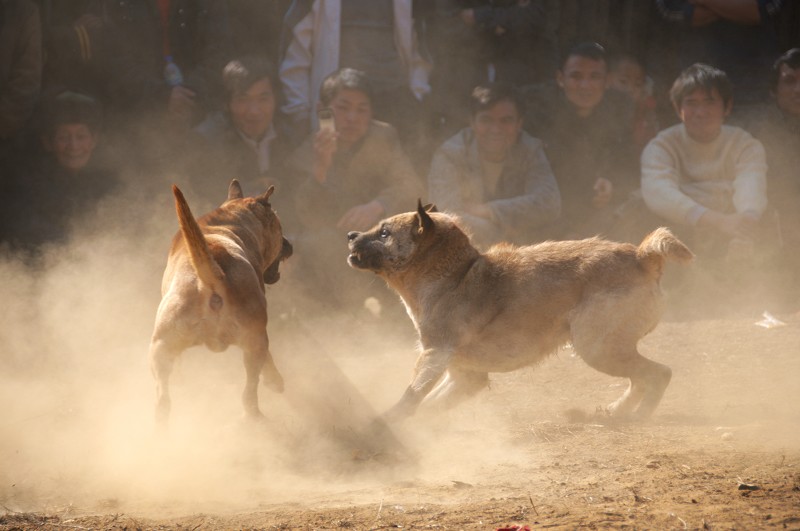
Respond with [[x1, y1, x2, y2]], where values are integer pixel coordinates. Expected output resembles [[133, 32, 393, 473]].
[[641, 63, 769, 261], [285, 68, 424, 310], [427, 82, 560, 248], [1, 93, 120, 250], [752, 48, 800, 299], [607, 53, 660, 154], [524, 42, 638, 240], [190, 55, 291, 210]]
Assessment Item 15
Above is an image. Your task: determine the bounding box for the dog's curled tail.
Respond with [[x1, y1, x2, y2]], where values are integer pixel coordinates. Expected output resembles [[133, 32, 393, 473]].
[[173, 185, 225, 288], [636, 227, 694, 278]]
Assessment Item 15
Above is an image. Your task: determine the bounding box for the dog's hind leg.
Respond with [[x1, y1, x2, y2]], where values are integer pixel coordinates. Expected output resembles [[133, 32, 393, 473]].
[[422, 368, 489, 411], [570, 294, 671, 420], [149, 338, 178, 430], [573, 334, 671, 420]]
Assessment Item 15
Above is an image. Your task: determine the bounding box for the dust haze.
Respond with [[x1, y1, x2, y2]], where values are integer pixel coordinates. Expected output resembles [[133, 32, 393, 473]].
[[1, 179, 799, 520]]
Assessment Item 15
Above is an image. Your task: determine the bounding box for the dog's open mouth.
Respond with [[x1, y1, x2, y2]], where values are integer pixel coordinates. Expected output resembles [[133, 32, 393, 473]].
[[348, 251, 366, 269]]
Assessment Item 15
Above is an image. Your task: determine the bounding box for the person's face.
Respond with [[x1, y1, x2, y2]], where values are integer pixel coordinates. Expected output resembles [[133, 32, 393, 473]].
[[48, 123, 97, 172], [557, 55, 608, 116], [774, 63, 800, 118], [471, 99, 522, 161], [678, 87, 731, 143], [608, 59, 646, 102], [329, 88, 372, 147], [228, 78, 275, 140]]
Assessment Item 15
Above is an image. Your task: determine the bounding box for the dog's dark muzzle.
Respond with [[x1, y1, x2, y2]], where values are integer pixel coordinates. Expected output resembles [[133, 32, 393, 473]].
[[264, 237, 293, 284], [347, 231, 378, 270]]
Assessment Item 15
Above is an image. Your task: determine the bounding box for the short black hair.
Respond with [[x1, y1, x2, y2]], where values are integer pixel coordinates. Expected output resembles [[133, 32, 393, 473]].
[[222, 55, 278, 102], [470, 82, 525, 118], [42, 91, 102, 139], [319, 68, 374, 108], [669, 63, 733, 110], [560, 41, 607, 70], [770, 47, 800, 92]]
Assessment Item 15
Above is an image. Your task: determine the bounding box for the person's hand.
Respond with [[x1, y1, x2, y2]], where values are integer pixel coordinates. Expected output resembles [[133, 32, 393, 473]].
[[592, 177, 613, 208], [337, 200, 385, 231], [729, 212, 760, 239], [167, 85, 196, 125], [464, 202, 492, 220], [312, 128, 338, 184], [701, 211, 759, 239]]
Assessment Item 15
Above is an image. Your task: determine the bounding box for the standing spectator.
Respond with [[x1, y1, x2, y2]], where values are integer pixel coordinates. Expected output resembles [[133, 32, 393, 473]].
[[101, 0, 231, 128], [428, 82, 560, 248], [0, 0, 41, 174], [426, 0, 557, 139], [278, 0, 431, 149], [190, 55, 292, 213], [39, 1, 108, 102], [2, 93, 120, 250], [46, 0, 233, 185], [640, 64, 769, 261], [655, 0, 784, 122], [226, 0, 292, 64], [285, 68, 423, 310], [524, 41, 638, 240]]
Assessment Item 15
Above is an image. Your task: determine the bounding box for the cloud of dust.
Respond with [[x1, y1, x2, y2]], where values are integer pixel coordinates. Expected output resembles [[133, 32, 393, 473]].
[[0, 181, 530, 518]]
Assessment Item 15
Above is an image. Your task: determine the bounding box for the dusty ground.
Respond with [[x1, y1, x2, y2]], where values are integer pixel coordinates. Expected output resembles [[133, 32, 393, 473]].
[[2, 308, 799, 530], [1, 189, 799, 530]]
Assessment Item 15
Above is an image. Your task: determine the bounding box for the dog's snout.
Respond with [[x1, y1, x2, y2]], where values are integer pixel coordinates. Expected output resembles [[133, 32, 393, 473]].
[[281, 237, 293, 259], [347, 231, 360, 242]]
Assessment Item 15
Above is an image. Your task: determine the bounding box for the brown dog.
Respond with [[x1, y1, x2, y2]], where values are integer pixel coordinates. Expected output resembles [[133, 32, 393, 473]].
[[347, 202, 693, 422], [149, 180, 292, 427]]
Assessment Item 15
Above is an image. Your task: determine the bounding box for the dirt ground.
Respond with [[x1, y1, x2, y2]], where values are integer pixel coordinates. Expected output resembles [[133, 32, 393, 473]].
[[1, 190, 799, 530], [2, 307, 799, 530]]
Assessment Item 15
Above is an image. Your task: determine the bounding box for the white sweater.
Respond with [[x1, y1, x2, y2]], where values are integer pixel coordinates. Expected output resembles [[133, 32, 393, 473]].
[[641, 124, 768, 226]]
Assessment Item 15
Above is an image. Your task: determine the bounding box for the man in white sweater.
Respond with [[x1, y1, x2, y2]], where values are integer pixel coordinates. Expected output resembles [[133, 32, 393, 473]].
[[640, 63, 768, 258]]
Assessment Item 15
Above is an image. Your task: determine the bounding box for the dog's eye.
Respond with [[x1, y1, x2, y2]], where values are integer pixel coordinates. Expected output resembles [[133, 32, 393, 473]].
[[380, 228, 390, 239]]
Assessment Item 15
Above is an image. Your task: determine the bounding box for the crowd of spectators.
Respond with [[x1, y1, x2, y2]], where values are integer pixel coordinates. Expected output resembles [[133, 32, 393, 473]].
[[1, 0, 799, 315]]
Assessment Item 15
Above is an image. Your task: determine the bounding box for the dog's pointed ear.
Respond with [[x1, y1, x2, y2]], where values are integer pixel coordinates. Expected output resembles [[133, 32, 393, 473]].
[[423, 203, 438, 213], [416, 199, 434, 234], [227, 179, 244, 200], [257, 185, 275, 205]]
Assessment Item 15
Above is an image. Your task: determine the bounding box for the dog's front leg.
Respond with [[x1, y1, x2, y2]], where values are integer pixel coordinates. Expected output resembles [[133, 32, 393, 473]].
[[242, 345, 267, 419], [384, 347, 452, 422]]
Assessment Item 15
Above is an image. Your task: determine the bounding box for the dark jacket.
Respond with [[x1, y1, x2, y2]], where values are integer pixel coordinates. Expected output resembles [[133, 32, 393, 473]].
[[2, 152, 120, 249], [524, 83, 638, 230], [189, 112, 293, 218], [101, 0, 230, 117]]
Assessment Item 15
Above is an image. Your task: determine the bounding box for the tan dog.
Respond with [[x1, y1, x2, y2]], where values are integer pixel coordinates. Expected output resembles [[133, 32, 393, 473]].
[[149, 180, 292, 427], [347, 202, 693, 422]]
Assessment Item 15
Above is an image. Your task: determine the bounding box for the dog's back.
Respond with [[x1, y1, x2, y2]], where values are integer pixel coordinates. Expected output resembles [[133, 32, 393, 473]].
[[440, 228, 693, 373]]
